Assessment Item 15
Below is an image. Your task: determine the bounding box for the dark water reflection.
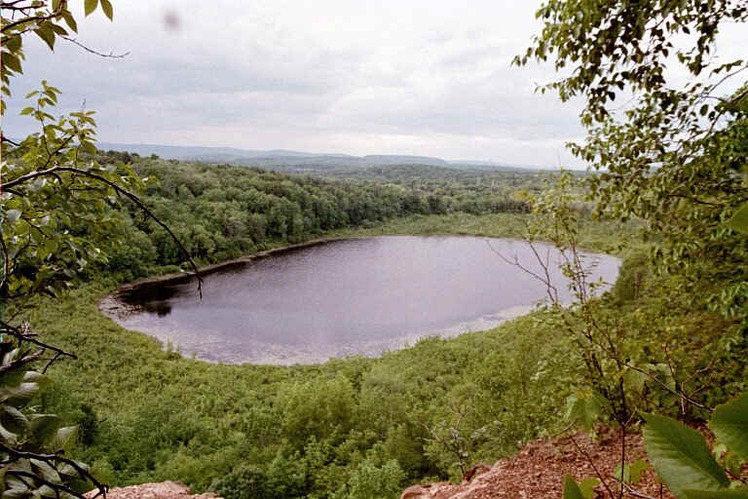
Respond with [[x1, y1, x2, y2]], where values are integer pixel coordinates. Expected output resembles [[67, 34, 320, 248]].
[[111, 236, 619, 365]]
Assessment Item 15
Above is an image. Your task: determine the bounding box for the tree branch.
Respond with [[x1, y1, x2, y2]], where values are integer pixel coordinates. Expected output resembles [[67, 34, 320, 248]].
[[1, 0, 68, 34], [0, 348, 44, 376], [4, 165, 203, 296], [61, 35, 130, 58], [0, 320, 77, 363], [569, 433, 616, 499], [0, 229, 10, 295], [0, 441, 108, 499], [1, 134, 21, 147]]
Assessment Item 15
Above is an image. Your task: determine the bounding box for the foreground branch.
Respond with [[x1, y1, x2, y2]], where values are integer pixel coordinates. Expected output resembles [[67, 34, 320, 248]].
[[4, 165, 203, 297], [0, 441, 108, 499]]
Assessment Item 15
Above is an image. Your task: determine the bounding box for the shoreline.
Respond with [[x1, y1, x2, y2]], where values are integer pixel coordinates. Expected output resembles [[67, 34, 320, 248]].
[[98, 236, 362, 321], [97, 233, 533, 336], [97, 234, 620, 366], [112, 235, 359, 293], [103, 232, 532, 299]]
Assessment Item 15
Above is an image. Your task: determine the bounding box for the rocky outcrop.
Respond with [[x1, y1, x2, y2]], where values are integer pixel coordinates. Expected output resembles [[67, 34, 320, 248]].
[[400, 429, 674, 499], [85, 481, 221, 499]]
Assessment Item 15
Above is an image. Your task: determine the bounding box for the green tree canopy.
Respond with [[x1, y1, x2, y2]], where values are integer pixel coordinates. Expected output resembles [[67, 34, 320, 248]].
[[517, 0, 748, 318]]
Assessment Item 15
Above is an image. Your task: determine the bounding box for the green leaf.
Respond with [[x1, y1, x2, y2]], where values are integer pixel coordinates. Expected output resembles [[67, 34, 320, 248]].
[[643, 413, 730, 497], [578, 478, 600, 499], [711, 393, 748, 461], [629, 459, 649, 484], [565, 391, 605, 429], [2, 53, 22, 74], [29, 414, 62, 448], [62, 11, 78, 32], [614, 459, 649, 485], [0, 405, 30, 434], [0, 421, 19, 447], [681, 488, 748, 499], [614, 462, 630, 484], [563, 475, 586, 499], [4, 34, 22, 52], [50, 23, 68, 36], [84, 0, 99, 16], [3, 476, 30, 499], [38, 484, 60, 498], [1, 381, 39, 405], [100, 0, 113, 20], [30, 459, 62, 484], [34, 23, 56, 50], [728, 203, 748, 234], [50, 426, 77, 451]]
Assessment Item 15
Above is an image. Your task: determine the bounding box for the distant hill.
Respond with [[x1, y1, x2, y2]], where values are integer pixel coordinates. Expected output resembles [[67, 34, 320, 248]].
[[97, 143, 354, 161], [97, 142, 545, 173]]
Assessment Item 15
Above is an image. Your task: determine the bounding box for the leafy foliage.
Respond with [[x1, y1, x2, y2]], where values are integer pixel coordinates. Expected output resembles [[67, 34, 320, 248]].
[[643, 394, 748, 498], [711, 395, 748, 463], [642, 413, 730, 497], [1, 2, 745, 498], [0, 348, 93, 498], [77, 153, 545, 283], [1, 83, 147, 302], [1, 0, 113, 114], [1, 0, 131, 494], [563, 476, 601, 499], [22, 208, 741, 497], [518, 0, 748, 321], [1, 3, 200, 496]]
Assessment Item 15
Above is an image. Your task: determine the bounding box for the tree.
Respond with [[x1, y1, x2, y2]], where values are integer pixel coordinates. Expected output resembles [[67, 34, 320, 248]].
[[515, 0, 748, 319], [516, 2, 748, 497], [1, 2, 196, 496]]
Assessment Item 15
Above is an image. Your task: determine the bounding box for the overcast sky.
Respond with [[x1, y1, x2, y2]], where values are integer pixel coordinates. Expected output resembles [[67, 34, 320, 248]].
[[2, 1, 745, 167]]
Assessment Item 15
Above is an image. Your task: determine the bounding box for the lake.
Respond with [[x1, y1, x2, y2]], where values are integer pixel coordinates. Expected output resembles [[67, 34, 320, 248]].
[[107, 236, 620, 365]]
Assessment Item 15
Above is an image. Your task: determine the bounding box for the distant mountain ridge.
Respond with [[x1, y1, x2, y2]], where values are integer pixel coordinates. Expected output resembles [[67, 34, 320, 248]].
[[97, 142, 545, 172]]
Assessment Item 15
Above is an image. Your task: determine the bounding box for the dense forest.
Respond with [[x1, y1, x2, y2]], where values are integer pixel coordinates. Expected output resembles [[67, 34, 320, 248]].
[[91, 151, 532, 282]]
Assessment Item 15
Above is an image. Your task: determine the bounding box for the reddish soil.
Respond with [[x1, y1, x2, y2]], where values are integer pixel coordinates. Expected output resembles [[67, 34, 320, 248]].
[[402, 428, 675, 498]]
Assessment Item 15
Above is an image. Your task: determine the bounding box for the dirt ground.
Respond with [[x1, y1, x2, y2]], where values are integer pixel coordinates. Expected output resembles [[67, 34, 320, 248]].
[[401, 428, 676, 498]]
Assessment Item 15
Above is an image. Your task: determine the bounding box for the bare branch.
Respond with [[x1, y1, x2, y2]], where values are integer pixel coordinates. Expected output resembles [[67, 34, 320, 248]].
[[569, 433, 616, 499], [0, 320, 77, 363], [485, 239, 560, 304], [1, 134, 22, 147], [61, 35, 130, 58], [0, 0, 35, 8], [2, 13, 57, 33]]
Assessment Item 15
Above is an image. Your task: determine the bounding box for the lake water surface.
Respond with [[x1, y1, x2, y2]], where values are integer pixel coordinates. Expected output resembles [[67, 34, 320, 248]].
[[110, 236, 619, 364]]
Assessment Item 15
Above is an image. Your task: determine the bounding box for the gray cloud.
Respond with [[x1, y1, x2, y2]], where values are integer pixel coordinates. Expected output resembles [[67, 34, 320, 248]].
[[12, 0, 737, 167]]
